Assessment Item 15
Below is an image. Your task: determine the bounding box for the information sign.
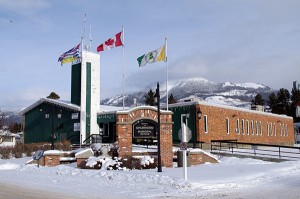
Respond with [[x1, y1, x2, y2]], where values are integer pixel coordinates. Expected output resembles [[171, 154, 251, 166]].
[[133, 119, 157, 138]]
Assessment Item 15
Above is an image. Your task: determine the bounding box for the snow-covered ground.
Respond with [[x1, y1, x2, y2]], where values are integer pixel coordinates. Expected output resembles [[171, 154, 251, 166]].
[[1, 153, 300, 199]]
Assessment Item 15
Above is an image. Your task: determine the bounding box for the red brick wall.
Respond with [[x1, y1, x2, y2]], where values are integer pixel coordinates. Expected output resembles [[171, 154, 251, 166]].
[[44, 155, 60, 167], [195, 103, 294, 145], [116, 107, 173, 167], [190, 152, 219, 165]]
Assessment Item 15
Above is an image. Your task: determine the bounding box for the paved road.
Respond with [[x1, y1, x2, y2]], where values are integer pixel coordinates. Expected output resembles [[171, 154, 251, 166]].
[[0, 182, 85, 199]]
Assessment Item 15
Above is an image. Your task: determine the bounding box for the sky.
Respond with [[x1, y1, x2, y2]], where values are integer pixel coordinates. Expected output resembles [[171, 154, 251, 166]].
[[1, 0, 300, 110]]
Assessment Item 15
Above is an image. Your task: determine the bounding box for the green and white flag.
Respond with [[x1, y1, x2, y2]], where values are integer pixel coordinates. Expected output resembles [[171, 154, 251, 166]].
[[137, 45, 166, 67]]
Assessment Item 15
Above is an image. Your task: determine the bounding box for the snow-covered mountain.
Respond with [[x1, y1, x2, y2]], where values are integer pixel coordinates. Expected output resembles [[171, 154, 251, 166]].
[[101, 77, 275, 108]]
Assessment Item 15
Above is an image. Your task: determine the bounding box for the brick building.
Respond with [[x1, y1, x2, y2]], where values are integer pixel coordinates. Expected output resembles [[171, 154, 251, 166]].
[[168, 100, 294, 146]]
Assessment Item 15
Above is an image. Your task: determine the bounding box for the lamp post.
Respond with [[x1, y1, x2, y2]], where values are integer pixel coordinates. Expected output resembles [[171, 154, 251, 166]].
[[154, 82, 162, 172], [193, 107, 202, 148]]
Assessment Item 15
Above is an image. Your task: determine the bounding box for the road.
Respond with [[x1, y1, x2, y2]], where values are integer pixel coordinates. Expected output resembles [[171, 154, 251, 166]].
[[0, 182, 85, 199]]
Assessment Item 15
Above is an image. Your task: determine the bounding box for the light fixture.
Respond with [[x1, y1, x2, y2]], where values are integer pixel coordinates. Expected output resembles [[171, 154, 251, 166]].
[[197, 109, 202, 120]]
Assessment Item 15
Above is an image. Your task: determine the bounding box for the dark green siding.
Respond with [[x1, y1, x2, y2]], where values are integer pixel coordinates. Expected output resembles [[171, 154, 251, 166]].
[[24, 103, 80, 144], [86, 62, 91, 138], [71, 63, 81, 106], [168, 105, 196, 143], [97, 113, 117, 123]]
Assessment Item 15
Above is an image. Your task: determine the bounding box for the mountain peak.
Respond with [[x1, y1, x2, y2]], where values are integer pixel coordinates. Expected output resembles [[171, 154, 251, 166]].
[[101, 77, 274, 108]]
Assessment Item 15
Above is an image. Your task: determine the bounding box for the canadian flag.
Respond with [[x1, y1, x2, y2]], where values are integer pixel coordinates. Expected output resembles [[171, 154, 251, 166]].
[[97, 31, 123, 52]]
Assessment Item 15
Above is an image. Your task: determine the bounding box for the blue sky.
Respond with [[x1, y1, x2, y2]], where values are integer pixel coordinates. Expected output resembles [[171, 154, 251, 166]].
[[0, 0, 300, 110]]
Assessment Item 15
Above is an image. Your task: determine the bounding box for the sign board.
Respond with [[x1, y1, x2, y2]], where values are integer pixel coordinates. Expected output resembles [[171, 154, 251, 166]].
[[133, 119, 157, 138], [72, 113, 79, 119], [180, 142, 187, 150], [33, 150, 44, 160], [74, 123, 80, 131], [178, 126, 192, 142]]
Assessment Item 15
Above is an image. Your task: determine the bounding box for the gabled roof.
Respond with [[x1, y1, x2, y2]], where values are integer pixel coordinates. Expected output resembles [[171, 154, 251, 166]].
[[19, 98, 80, 115]]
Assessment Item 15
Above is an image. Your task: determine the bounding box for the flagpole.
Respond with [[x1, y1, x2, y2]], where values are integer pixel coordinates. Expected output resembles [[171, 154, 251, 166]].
[[122, 26, 125, 110], [165, 37, 168, 111]]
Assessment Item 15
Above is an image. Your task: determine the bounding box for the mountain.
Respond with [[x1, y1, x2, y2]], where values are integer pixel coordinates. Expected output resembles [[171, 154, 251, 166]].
[[0, 111, 22, 126], [101, 77, 275, 108]]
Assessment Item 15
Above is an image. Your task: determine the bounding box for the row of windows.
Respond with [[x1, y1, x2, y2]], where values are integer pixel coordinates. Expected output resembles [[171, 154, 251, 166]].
[[202, 115, 289, 137], [225, 118, 288, 137]]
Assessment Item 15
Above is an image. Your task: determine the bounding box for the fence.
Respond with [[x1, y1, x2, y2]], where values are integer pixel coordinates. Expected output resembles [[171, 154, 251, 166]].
[[211, 140, 300, 161]]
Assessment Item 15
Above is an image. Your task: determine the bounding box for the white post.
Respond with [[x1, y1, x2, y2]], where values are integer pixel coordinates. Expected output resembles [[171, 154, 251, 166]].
[[182, 122, 187, 180], [165, 37, 168, 111], [122, 26, 125, 110]]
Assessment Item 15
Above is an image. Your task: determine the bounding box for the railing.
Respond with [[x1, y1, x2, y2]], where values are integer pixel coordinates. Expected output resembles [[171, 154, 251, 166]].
[[211, 140, 300, 161], [83, 134, 102, 145]]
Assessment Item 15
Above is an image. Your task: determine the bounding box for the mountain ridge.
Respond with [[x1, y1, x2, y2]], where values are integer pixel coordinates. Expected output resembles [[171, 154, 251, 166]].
[[101, 77, 275, 108]]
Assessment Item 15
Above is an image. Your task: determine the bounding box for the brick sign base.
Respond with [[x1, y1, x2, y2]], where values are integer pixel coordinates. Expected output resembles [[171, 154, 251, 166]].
[[117, 107, 173, 167]]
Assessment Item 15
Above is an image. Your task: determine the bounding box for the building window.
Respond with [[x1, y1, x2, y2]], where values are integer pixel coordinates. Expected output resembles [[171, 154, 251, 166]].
[[256, 121, 259, 135], [236, 119, 240, 134], [280, 123, 283, 136], [286, 124, 288, 136], [270, 123, 273, 136], [273, 123, 276, 136], [241, 119, 245, 135], [226, 117, 230, 134], [251, 120, 254, 135], [267, 122, 269, 136], [3, 136, 13, 142], [204, 115, 208, 133], [246, 120, 249, 135], [260, 121, 262, 136]]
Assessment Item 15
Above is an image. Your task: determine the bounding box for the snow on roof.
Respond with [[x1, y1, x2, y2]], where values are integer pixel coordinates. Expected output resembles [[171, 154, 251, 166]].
[[97, 105, 173, 115], [166, 100, 292, 119], [19, 98, 80, 115], [97, 105, 127, 114], [0, 130, 18, 137]]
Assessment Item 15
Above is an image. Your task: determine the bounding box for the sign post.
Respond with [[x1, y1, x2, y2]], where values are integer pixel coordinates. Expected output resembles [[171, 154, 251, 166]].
[[33, 150, 44, 167], [182, 122, 188, 180], [178, 113, 192, 180]]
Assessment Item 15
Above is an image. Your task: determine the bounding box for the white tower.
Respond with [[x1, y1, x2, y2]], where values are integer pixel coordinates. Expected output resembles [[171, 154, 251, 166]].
[[71, 50, 100, 143]]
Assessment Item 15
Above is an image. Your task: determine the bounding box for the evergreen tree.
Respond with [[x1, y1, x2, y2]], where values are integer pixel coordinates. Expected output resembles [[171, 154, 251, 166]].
[[276, 88, 291, 115], [291, 87, 300, 104], [144, 89, 156, 106], [251, 94, 265, 106], [267, 92, 278, 113], [290, 87, 300, 122], [47, 92, 60, 99], [168, 93, 177, 104]]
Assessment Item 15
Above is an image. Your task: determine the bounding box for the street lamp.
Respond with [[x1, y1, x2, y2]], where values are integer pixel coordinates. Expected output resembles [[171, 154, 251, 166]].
[[154, 82, 162, 172], [193, 108, 202, 148]]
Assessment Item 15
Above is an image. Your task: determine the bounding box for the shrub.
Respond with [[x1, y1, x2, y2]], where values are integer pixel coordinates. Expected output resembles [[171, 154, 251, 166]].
[[0, 147, 12, 159], [1, 142, 72, 159], [119, 156, 157, 170], [11, 144, 23, 158]]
